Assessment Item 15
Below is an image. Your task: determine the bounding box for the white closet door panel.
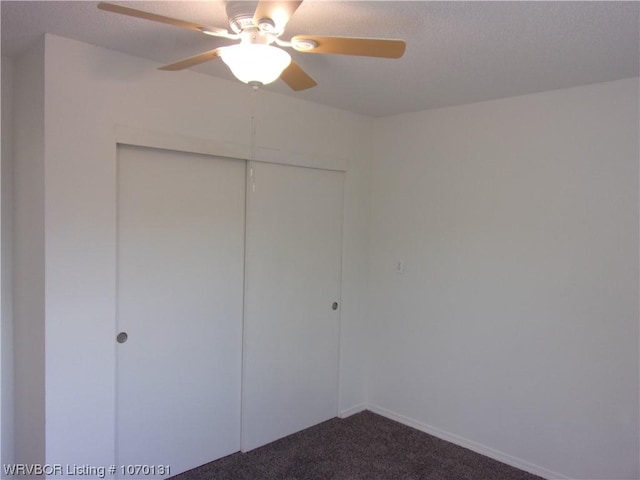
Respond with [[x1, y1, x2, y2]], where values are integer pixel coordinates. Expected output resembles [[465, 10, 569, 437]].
[[242, 161, 344, 451], [116, 145, 245, 478]]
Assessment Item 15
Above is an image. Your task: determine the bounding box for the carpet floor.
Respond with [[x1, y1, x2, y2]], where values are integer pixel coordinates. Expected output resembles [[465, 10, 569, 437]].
[[171, 411, 543, 480]]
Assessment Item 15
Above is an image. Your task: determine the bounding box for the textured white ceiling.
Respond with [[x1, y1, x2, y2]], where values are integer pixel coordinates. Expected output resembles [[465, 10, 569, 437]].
[[2, 1, 639, 117]]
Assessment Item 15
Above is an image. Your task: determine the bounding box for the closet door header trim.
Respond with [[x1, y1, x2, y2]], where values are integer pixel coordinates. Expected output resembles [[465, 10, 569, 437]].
[[114, 125, 348, 172]]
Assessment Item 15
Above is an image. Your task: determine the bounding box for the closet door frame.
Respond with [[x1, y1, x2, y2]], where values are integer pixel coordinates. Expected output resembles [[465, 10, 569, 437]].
[[112, 126, 349, 462]]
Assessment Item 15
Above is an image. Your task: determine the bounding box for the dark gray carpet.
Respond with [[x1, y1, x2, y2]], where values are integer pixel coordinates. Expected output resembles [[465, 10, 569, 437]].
[[171, 411, 542, 480]]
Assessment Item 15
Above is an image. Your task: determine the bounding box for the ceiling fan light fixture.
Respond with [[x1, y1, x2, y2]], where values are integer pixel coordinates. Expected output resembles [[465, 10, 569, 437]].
[[220, 44, 291, 86], [292, 39, 317, 51], [257, 18, 276, 33]]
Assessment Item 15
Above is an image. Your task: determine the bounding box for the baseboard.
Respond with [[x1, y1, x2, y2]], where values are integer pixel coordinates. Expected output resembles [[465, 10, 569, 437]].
[[366, 404, 570, 480], [338, 403, 367, 419]]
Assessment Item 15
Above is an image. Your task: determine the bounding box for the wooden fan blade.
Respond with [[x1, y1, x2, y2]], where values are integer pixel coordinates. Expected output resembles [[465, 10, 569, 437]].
[[253, 0, 303, 31], [158, 49, 222, 71], [280, 60, 317, 91], [292, 35, 406, 58], [97, 2, 230, 37]]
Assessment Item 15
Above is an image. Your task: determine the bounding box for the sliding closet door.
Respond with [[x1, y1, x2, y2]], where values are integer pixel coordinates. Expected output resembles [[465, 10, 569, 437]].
[[242, 161, 344, 451], [116, 145, 245, 478]]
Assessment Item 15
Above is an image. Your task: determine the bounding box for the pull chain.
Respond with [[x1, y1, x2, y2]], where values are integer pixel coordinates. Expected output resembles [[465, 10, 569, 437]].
[[250, 85, 258, 192]]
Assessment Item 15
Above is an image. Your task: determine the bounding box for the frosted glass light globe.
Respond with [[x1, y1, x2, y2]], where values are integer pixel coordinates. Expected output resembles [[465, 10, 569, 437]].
[[220, 44, 291, 86]]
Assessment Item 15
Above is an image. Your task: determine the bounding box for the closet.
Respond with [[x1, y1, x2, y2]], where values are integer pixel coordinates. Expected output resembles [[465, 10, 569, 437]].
[[242, 161, 344, 451], [115, 145, 344, 477]]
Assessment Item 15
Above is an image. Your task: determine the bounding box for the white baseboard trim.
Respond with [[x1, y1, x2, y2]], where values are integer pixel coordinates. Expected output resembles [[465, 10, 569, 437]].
[[366, 404, 570, 480], [338, 403, 367, 419]]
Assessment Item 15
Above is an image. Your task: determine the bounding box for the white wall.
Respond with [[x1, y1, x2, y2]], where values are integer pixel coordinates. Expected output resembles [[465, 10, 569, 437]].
[[1, 54, 15, 469], [33, 34, 371, 468], [368, 78, 639, 479], [12, 41, 46, 467]]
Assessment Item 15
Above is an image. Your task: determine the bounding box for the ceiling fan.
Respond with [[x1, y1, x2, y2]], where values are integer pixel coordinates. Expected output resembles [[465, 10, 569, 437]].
[[97, 1, 406, 91]]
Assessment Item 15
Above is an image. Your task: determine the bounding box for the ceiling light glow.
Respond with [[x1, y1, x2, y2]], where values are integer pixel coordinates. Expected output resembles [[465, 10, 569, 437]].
[[220, 44, 291, 86]]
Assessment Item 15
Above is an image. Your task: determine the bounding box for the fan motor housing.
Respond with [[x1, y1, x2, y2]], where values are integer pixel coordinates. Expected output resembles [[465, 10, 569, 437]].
[[241, 30, 275, 45], [226, 1, 257, 33]]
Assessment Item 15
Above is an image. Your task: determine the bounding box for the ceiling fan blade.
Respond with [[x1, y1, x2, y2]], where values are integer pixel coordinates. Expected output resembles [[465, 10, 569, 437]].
[[280, 60, 317, 91], [97, 2, 232, 37], [292, 35, 406, 58], [253, 0, 303, 32], [158, 49, 222, 71]]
